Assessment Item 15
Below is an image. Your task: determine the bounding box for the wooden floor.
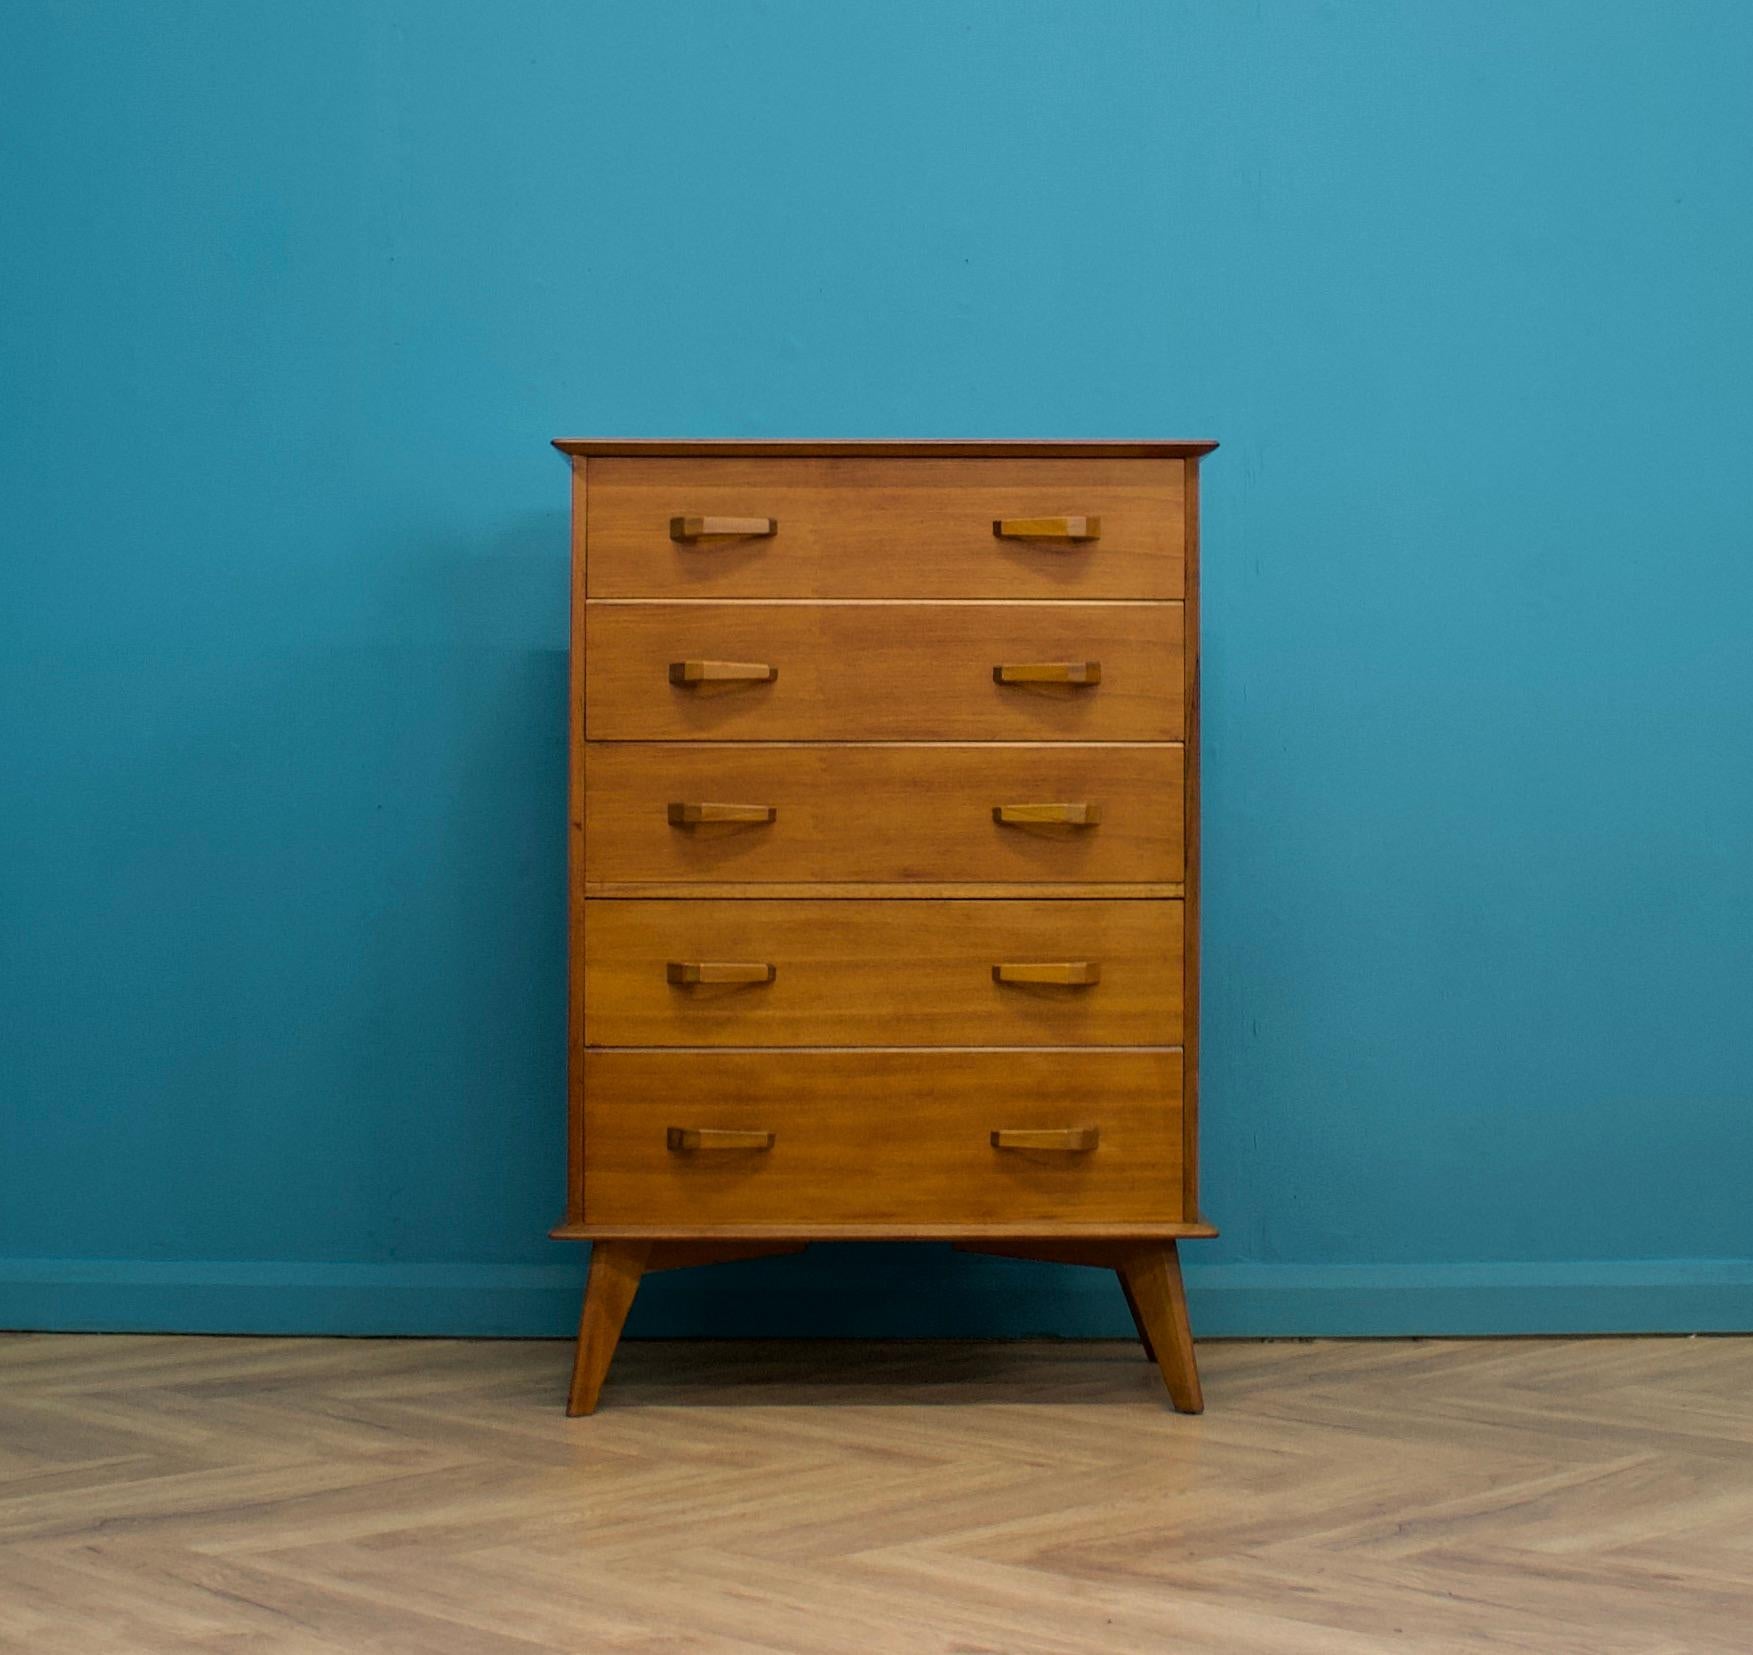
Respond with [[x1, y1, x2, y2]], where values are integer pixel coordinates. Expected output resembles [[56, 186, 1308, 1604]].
[[1, 1334, 1749, 1652]]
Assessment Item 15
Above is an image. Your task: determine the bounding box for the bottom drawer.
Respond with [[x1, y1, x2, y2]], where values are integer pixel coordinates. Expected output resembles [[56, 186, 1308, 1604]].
[[584, 1050, 1183, 1227]]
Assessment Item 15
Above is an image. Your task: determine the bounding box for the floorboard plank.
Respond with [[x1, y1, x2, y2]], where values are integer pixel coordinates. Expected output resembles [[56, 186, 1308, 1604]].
[[1, 1333, 1749, 1653]]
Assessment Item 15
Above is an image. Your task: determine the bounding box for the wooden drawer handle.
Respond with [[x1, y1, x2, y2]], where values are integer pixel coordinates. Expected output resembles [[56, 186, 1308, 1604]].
[[993, 802, 1103, 826], [667, 1127, 776, 1152], [668, 660, 779, 685], [993, 661, 1102, 686], [667, 801, 778, 825], [993, 515, 1101, 542], [993, 961, 1101, 986], [990, 1127, 1100, 1152], [670, 516, 778, 541], [666, 961, 777, 985]]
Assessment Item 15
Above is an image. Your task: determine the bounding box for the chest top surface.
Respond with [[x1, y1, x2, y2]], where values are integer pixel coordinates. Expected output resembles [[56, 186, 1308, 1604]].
[[554, 438, 1218, 458]]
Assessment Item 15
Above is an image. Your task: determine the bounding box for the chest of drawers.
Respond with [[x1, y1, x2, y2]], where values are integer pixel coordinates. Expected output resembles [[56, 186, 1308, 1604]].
[[551, 439, 1216, 1413]]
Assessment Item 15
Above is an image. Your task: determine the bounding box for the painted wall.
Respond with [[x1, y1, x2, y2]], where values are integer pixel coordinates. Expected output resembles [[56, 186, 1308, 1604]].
[[3, 1, 1750, 1339]]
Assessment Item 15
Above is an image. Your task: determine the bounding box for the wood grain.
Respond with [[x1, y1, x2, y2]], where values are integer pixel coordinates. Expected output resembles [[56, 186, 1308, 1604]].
[[663, 960, 778, 986], [1119, 1241, 1203, 1413], [565, 1239, 647, 1416], [664, 801, 777, 825], [552, 1220, 1220, 1239], [1182, 456, 1203, 1220], [585, 457, 1186, 599], [584, 897, 1183, 1047], [561, 443, 1211, 1415], [583, 1049, 1184, 1227], [990, 1126, 1101, 1152], [993, 514, 1102, 540], [666, 658, 779, 685], [564, 461, 589, 1228], [585, 601, 1184, 741], [6, 1331, 1750, 1653], [666, 1127, 777, 1153], [669, 514, 777, 540], [991, 960, 1103, 985], [583, 742, 1183, 885], [581, 880, 1185, 898], [557, 436, 1219, 456]]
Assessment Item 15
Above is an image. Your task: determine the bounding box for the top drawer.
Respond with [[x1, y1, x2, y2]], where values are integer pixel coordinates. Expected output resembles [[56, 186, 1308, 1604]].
[[585, 457, 1185, 599]]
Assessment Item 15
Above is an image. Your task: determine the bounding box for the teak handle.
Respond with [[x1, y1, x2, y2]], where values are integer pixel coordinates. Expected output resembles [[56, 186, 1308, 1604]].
[[990, 1127, 1100, 1152], [992, 515, 1101, 541], [668, 660, 779, 685], [667, 1127, 777, 1152], [667, 802, 778, 825], [993, 661, 1102, 685], [666, 961, 778, 985], [992, 802, 1103, 826], [993, 961, 1102, 986], [669, 516, 778, 541]]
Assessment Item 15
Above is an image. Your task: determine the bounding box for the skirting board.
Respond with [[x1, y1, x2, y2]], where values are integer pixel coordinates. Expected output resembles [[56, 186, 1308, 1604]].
[[3, 1252, 1751, 1339]]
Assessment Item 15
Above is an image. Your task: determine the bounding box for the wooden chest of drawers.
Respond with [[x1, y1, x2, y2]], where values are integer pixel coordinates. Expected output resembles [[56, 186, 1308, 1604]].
[[552, 439, 1216, 1413]]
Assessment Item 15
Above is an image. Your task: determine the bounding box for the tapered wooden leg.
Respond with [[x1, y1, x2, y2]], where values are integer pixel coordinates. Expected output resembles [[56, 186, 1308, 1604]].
[[1117, 1273, 1158, 1365], [1117, 1242, 1202, 1413], [567, 1241, 651, 1416]]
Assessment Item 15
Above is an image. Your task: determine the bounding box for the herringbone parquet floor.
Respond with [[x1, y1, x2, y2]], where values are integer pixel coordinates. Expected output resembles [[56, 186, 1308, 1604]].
[[0, 1333, 1749, 1653]]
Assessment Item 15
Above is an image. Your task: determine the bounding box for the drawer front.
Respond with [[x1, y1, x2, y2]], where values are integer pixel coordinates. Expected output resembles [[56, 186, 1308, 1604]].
[[584, 1050, 1183, 1226], [584, 899, 1183, 1047], [585, 602, 1183, 743], [584, 743, 1183, 885], [586, 458, 1184, 599]]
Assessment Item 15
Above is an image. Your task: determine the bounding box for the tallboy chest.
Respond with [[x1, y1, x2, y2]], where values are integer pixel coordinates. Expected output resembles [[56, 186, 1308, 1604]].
[[551, 439, 1216, 1414]]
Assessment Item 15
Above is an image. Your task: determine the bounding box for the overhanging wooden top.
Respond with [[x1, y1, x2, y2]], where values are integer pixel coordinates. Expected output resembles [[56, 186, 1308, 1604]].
[[552, 438, 1218, 459]]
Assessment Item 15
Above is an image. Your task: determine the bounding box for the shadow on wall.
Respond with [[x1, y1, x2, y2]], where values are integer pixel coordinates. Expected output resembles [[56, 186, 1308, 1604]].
[[626, 1244, 1145, 1342], [360, 510, 575, 1264], [0, 496, 581, 1279], [218, 508, 576, 1267]]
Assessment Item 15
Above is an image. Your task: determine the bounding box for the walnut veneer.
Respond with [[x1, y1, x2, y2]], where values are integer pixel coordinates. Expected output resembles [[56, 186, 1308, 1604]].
[[552, 439, 1217, 1412]]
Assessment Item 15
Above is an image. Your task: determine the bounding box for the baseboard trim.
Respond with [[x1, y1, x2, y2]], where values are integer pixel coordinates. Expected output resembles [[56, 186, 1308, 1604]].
[[2, 1252, 1750, 1339]]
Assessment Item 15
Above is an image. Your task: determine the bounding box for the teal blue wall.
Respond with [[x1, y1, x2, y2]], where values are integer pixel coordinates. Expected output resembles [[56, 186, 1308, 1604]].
[[4, 1, 1751, 1339]]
